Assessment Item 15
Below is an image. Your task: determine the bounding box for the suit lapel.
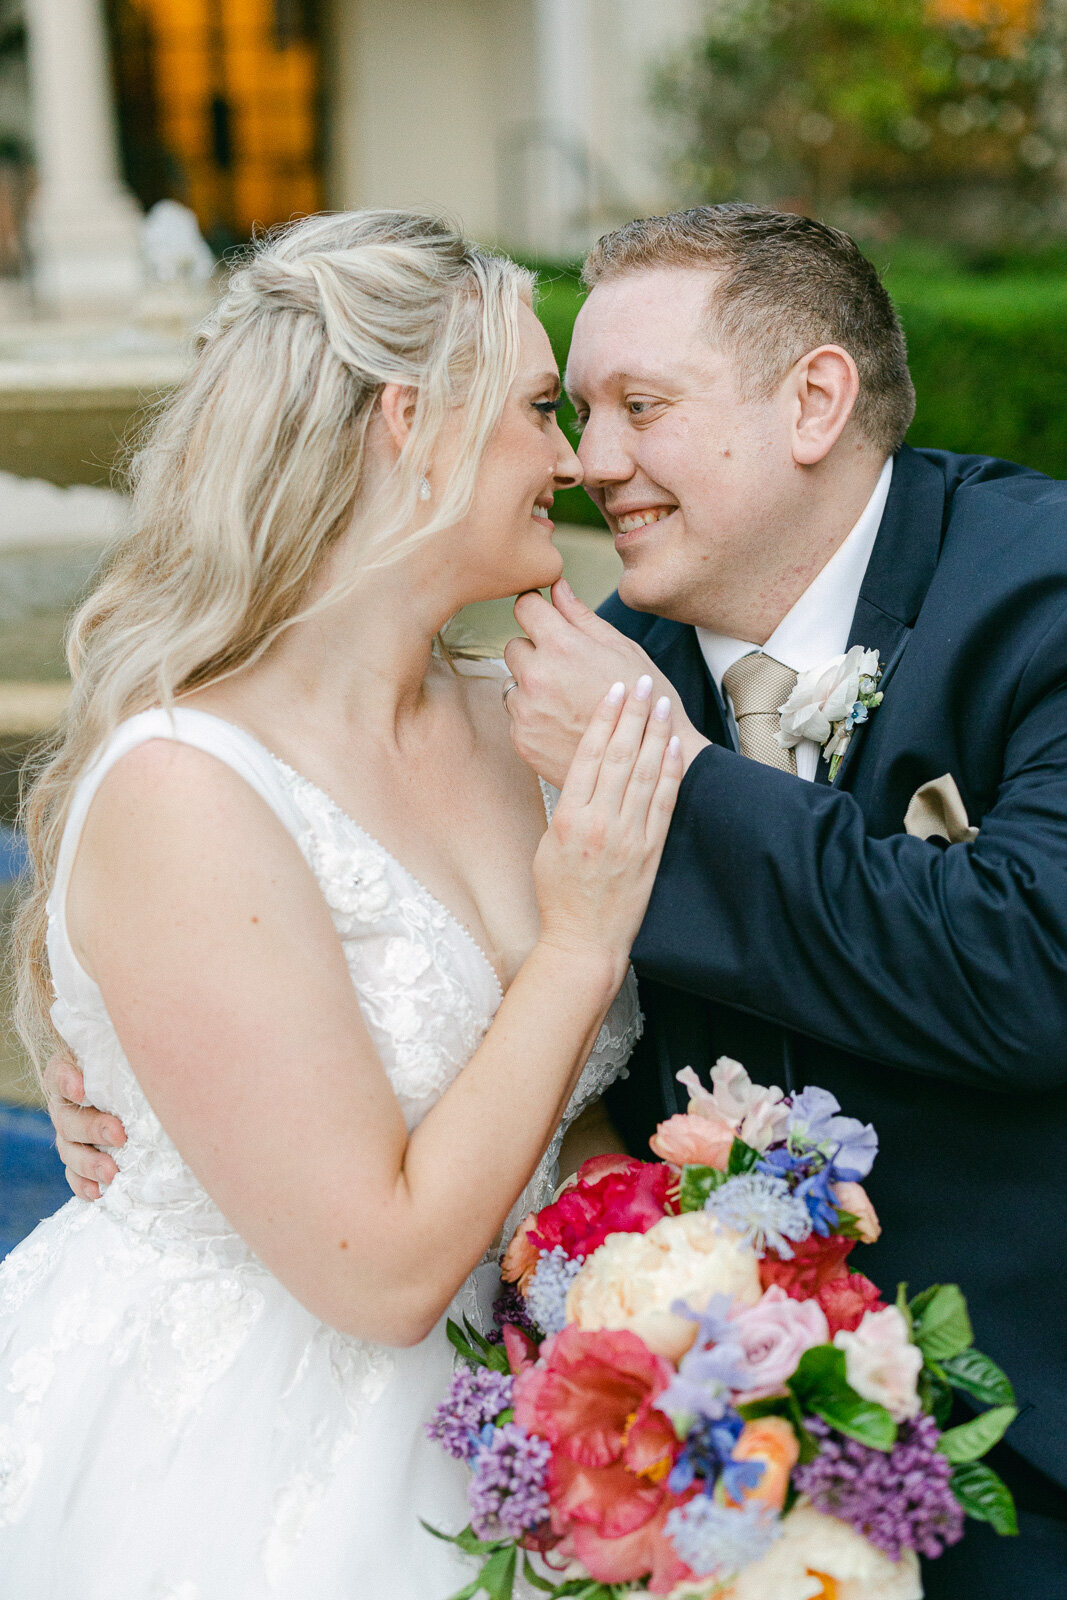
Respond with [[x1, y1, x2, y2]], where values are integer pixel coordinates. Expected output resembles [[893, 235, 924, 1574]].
[[815, 447, 947, 788]]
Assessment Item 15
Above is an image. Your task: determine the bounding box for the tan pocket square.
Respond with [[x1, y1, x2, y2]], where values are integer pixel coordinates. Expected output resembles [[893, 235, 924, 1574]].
[[904, 773, 979, 844]]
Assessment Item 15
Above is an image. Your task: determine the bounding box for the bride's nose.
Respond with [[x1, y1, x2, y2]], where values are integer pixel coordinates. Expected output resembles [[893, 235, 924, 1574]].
[[553, 432, 583, 491]]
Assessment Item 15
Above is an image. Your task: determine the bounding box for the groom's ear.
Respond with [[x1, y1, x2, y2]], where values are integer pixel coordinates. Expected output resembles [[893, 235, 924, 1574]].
[[788, 345, 860, 466], [378, 383, 420, 456]]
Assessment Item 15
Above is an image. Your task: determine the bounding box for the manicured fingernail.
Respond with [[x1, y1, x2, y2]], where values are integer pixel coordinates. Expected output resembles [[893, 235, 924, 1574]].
[[607, 681, 626, 705], [61, 1075, 81, 1102], [635, 674, 653, 701], [654, 695, 671, 721], [106, 1122, 126, 1146], [668, 736, 681, 758], [558, 578, 574, 600]]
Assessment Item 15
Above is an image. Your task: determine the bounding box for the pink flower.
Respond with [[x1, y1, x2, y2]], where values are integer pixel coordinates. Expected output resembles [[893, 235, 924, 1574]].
[[834, 1181, 881, 1243], [676, 1060, 789, 1153], [527, 1159, 675, 1260], [730, 1285, 830, 1402], [513, 1327, 681, 1547], [834, 1306, 923, 1422], [816, 1271, 886, 1336], [759, 1231, 855, 1299], [649, 1113, 735, 1170], [560, 1492, 699, 1594]]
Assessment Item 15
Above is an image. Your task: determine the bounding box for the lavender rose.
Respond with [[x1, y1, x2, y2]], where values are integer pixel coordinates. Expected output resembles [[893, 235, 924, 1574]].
[[730, 1285, 830, 1403]]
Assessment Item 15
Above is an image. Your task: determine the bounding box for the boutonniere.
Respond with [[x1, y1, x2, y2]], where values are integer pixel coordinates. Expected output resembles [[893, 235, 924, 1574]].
[[776, 645, 884, 782]]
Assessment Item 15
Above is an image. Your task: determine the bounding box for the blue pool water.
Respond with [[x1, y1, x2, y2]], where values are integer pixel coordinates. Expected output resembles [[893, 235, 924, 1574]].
[[1, 826, 28, 883], [0, 1104, 69, 1260]]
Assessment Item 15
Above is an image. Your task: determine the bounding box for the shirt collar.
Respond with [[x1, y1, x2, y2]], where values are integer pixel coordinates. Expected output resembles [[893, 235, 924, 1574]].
[[696, 455, 893, 693]]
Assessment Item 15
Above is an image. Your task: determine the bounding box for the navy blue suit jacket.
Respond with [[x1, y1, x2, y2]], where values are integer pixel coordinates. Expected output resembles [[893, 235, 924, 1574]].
[[600, 444, 1067, 1495]]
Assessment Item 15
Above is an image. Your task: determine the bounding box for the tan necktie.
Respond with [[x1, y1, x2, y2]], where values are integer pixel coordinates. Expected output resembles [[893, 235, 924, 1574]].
[[721, 653, 799, 775]]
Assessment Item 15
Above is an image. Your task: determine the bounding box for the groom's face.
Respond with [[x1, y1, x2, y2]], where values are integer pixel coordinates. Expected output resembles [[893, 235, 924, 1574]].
[[566, 267, 795, 628]]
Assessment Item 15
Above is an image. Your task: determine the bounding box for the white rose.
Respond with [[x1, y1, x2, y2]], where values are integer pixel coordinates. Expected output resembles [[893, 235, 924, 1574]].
[[777, 646, 879, 751], [565, 1211, 762, 1363], [722, 1503, 922, 1600], [834, 1305, 923, 1421]]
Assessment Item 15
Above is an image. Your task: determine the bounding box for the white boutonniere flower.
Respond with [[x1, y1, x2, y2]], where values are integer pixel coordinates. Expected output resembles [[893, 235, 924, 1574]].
[[776, 645, 884, 782]]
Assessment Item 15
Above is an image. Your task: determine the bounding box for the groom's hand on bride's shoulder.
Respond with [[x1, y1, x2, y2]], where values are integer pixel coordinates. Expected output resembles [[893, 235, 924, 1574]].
[[43, 1049, 126, 1202], [504, 579, 708, 787]]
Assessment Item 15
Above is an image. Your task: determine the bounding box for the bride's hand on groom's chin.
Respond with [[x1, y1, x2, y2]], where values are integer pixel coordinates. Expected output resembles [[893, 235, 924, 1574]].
[[504, 581, 706, 787]]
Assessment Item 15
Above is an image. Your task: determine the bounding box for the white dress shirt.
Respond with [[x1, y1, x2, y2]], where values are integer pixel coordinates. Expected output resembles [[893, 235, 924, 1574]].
[[696, 456, 893, 781]]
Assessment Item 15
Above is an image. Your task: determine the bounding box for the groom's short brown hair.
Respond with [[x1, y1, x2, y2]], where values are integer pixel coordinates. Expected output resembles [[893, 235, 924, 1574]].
[[582, 204, 916, 455]]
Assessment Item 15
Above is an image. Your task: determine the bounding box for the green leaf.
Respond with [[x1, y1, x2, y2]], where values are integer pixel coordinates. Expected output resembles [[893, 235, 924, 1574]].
[[520, 1558, 558, 1593], [728, 1138, 761, 1175], [938, 1348, 1015, 1407], [919, 1367, 954, 1429], [937, 1405, 1017, 1463], [911, 1284, 973, 1362], [908, 1283, 940, 1320], [788, 1344, 897, 1451], [476, 1545, 518, 1600], [420, 1520, 508, 1557], [950, 1461, 1019, 1536], [678, 1164, 728, 1211], [446, 1319, 490, 1369], [464, 1317, 511, 1375], [895, 1281, 913, 1338], [495, 1406, 515, 1426]]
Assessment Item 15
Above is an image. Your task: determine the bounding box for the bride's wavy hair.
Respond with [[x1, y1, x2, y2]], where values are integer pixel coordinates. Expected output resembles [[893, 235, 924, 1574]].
[[13, 208, 534, 1078]]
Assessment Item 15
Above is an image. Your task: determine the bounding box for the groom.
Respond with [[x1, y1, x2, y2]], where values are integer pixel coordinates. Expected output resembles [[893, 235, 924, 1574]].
[[503, 205, 1067, 1597]]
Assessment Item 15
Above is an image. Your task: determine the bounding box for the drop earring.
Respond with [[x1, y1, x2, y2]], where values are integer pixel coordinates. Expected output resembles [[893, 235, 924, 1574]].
[[418, 475, 432, 502]]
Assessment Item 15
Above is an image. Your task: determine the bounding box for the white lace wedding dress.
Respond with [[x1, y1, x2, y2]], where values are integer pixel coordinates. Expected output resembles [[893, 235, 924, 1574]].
[[0, 695, 641, 1600]]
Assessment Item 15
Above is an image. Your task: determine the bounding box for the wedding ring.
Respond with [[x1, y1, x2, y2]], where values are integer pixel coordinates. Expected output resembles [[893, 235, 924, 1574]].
[[501, 677, 518, 713]]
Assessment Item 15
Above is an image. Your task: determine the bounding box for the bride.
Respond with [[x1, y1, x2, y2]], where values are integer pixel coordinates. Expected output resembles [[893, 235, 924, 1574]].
[[0, 210, 683, 1598]]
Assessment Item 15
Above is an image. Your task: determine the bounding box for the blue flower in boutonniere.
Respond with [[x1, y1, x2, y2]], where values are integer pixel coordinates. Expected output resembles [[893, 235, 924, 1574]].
[[775, 646, 884, 783]]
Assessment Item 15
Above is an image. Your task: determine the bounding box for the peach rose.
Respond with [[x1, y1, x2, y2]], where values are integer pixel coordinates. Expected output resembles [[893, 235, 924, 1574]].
[[723, 1416, 799, 1513], [565, 1212, 762, 1363], [500, 1213, 541, 1293], [649, 1113, 735, 1170], [833, 1182, 881, 1244]]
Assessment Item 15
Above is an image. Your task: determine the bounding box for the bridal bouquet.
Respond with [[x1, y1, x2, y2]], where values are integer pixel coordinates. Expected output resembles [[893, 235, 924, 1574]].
[[426, 1060, 1017, 1600]]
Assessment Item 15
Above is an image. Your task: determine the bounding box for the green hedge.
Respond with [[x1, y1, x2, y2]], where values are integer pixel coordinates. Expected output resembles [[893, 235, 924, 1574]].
[[532, 267, 1067, 529]]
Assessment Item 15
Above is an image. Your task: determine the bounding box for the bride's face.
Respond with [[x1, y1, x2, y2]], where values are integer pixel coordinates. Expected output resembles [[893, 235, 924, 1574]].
[[436, 301, 582, 604]]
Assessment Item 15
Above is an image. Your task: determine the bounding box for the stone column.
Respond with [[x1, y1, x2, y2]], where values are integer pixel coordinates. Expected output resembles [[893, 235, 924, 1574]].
[[532, 0, 594, 256], [23, 0, 143, 315]]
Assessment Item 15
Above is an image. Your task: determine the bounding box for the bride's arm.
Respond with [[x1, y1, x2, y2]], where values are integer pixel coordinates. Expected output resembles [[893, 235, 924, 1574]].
[[65, 685, 679, 1347]]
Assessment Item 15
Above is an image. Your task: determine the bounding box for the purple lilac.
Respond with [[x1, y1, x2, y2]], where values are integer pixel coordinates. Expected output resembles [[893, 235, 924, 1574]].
[[425, 1365, 514, 1461], [794, 1414, 965, 1560], [489, 1281, 540, 1343], [468, 1422, 553, 1540]]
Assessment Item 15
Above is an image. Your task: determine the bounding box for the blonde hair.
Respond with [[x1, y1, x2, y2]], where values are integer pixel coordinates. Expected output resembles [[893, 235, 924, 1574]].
[[13, 209, 534, 1076]]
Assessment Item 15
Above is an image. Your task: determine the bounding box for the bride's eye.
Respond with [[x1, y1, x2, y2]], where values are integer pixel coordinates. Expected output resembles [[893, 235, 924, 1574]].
[[532, 398, 563, 418]]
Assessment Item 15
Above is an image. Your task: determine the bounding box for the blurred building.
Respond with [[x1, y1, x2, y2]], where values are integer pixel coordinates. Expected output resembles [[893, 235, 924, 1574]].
[[5, 0, 706, 314]]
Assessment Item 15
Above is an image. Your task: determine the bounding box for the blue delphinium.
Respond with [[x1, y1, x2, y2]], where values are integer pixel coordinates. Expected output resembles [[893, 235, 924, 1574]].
[[786, 1085, 878, 1182], [665, 1496, 781, 1580], [704, 1171, 812, 1258], [524, 1245, 584, 1336], [668, 1410, 766, 1505]]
